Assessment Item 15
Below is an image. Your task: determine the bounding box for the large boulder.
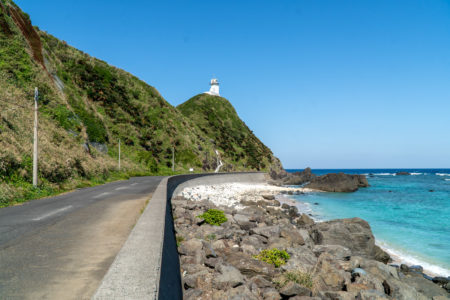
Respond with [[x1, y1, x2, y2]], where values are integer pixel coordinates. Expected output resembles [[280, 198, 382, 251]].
[[212, 264, 245, 290], [312, 253, 351, 293], [219, 249, 278, 280], [305, 173, 369, 192], [279, 282, 312, 297], [310, 218, 390, 262], [282, 167, 316, 185]]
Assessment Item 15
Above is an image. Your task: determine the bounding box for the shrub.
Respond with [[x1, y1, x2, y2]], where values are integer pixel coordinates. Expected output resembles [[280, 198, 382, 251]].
[[254, 248, 290, 267], [197, 209, 227, 226], [274, 271, 313, 289]]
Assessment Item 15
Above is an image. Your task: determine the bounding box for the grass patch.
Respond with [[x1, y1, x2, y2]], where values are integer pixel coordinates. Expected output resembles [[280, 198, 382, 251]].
[[140, 197, 150, 214], [0, 170, 149, 208], [176, 235, 185, 247], [254, 248, 290, 268], [274, 271, 313, 289], [197, 209, 227, 226]]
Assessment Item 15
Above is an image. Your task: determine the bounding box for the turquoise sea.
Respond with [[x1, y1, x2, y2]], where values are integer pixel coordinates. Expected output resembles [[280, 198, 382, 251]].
[[286, 169, 450, 277]]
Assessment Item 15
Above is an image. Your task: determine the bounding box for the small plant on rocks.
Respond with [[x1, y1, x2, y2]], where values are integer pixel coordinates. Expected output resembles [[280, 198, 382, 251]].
[[254, 248, 290, 267], [206, 233, 216, 241], [274, 270, 313, 289], [176, 235, 185, 247], [197, 209, 227, 226]]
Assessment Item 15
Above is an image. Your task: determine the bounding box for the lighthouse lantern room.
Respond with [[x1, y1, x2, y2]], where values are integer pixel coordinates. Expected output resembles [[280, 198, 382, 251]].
[[205, 78, 220, 96]]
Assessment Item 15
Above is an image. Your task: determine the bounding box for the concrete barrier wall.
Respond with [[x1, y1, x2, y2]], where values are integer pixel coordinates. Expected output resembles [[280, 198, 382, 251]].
[[93, 172, 266, 300]]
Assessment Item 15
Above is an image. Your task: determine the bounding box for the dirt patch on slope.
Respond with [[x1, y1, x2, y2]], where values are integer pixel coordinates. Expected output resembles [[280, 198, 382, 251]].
[[7, 4, 45, 68], [0, 2, 13, 36]]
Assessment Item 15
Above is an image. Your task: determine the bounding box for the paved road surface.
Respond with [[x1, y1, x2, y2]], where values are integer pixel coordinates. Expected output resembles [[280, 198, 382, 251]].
[[0, 176, 163, 299]]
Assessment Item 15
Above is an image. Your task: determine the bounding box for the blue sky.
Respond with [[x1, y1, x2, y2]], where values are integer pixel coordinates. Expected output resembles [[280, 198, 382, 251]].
[[16, 0, 450, 168]]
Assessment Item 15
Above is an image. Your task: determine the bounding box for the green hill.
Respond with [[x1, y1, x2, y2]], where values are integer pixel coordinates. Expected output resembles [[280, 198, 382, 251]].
[[0, 0, 282, 207], [177, 94, 281, 172]]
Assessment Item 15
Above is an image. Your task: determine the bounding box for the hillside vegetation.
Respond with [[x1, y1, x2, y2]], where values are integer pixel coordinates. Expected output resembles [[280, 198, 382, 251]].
[[178, 94, 281, 171], [0, 0, 282, 207]]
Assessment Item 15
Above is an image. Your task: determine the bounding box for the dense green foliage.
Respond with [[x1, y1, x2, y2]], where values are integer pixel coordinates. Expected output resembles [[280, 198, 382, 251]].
[[197, 209, 228, 226], [254, 248, 290, 267]]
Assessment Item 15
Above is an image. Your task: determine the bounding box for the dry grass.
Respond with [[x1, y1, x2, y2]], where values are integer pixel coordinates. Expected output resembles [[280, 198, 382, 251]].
[[273, 270, 314, 289]]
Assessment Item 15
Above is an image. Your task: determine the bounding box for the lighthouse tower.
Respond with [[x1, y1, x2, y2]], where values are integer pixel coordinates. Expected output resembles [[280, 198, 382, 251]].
[[205, 78, 220, 96]]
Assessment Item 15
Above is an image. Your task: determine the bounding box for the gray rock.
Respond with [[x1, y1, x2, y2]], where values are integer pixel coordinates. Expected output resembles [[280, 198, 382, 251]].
[[296, 214, 315, 227], [403, 273, 450, 299], [305, 172, 369, 192], [213, 264, 245, 290], [312, 253, 351, 292], [179, 238, 203, 256], [445, 282, 450, 292], [313, 244, 351, 260], [282, 246, 317, 273], [280, 228, 305, 246], [432, 276, 450, 286], [262, 195, 275, 200], [262, 288, 282, 300], [202, 241, 217, 258], [280, 167, 316, 185], [218, 285, 259, 300], [288, 206, 300, 218], [250, 275, 274, 289], [251, 225, 281, 239], [409, 265, 424, 273], [204, 257, 222, 269], [396, 171, 411, 175], [220, 249, 278, 280], [184, 289, 203, 299], [310, 218, 389, 262], [233, 213, 256, 230], [279, 282, 311, 297], [373, 245, 391, 264], [316, 291, 359, 300], [357, 290, 390, 300]]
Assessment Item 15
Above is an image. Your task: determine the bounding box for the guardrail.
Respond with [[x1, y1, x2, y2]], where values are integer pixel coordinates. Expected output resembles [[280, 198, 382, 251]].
[[93, 172, 266, 300]]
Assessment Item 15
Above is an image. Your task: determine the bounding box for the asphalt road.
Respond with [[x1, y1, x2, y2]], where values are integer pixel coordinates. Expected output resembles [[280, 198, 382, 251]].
[[0, 176, 163, 299]]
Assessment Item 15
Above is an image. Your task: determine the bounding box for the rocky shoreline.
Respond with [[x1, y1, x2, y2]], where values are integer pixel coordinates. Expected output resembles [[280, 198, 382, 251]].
[[173, 183, 450, 299]]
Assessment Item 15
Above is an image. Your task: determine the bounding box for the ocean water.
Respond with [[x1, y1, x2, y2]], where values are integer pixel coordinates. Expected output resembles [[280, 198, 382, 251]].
[[286, 169, 450, 277]]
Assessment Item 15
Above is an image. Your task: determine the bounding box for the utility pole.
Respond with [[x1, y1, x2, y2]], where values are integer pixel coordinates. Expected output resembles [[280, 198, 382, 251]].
[[172, 147, 175, 172], [118, 139, 121, 171], [32, 87, 38, 187]]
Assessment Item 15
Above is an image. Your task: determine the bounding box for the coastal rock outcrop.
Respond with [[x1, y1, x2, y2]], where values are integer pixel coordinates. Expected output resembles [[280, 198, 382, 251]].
[[396, 171, 411, 176], [309, 217, 390, 262], [270, 167, 316, 186], [174, 185, 449, 299], [305, 172, 369, 192]]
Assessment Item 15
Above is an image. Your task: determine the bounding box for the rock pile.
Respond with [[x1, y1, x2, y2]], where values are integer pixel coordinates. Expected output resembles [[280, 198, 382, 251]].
[[172, 192, 449, 299]]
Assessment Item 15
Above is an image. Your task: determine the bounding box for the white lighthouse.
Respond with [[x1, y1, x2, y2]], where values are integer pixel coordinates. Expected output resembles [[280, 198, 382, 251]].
[[205, 78, 220, 96]]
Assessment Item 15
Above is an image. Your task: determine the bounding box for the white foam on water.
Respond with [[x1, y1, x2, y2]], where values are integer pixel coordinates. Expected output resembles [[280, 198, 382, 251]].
[[374, 173, 396, 176], [410, 172, 423, 175], [436, 173, 450, 176], [376, 240, 450, 277], [445, 179, 450, 181]]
